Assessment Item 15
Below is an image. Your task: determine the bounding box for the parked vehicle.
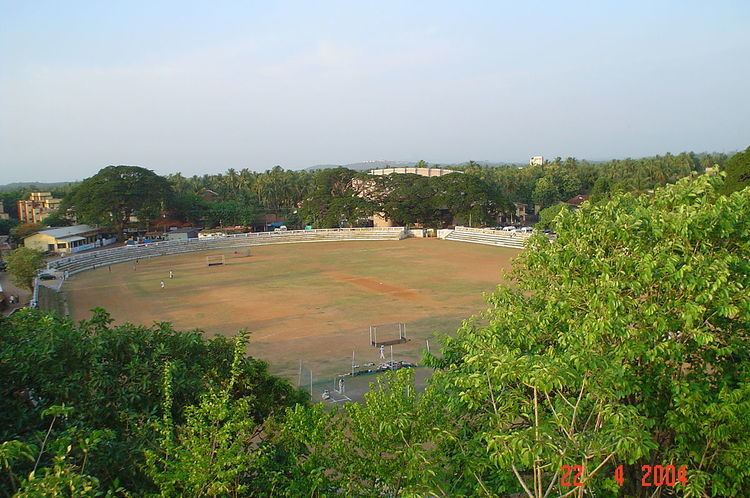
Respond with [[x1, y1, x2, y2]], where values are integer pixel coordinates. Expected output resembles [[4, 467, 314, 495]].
[[38, 271, 56, 280], [502, 226, 517, 232], [519, 226, 533, 233]]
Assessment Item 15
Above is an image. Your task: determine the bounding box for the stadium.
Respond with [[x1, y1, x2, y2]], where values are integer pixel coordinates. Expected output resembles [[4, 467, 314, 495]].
[[40, 227, 528, 399]]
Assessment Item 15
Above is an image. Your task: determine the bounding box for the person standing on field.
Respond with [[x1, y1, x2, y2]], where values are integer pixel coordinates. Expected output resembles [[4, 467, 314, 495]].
[[160, 280, 165, 289], [169, 270, 173, 279]]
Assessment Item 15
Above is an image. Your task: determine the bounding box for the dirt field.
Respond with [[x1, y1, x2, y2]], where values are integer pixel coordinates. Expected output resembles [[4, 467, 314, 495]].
[[65, 239, 518, 385]]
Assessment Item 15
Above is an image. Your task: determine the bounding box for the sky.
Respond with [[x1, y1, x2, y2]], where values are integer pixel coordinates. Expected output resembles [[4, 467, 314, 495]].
[[1, 1, 749, 183]]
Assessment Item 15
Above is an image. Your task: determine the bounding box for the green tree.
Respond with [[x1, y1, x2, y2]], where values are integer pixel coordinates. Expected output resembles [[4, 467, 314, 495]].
[[147, 333, 264, 496], [535, 202, 571, 230], [62, 165, 173, 238], [429, 173, 750, 496], [299, 168, 374, 228], [531, 176, 560, 209], [41, 208, 73, 227], [589, 176, 612, 202], [0, 308, 305, 494], [206, 199, 257, 227], [263, 369, 453, 496], [377, 174, 443, 227], [0, 218, 17, 237], [436, 173, 512, 227], [4, 247, 45, 290], [722, 145, 750, 194]]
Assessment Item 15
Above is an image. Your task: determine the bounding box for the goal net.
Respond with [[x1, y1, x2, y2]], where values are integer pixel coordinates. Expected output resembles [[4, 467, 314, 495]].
[[206, 255, 226, 267]]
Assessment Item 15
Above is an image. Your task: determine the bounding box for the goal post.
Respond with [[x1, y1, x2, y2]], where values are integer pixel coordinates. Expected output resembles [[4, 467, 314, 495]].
[[206, 255, 226, 267], [369, 322, 407, 347]]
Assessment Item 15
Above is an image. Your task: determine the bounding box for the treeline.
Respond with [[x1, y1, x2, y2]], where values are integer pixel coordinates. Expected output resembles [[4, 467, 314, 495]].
[[2, 173, 749, 496], [0, 151, 733, 238], [163, 152, 728, 229]]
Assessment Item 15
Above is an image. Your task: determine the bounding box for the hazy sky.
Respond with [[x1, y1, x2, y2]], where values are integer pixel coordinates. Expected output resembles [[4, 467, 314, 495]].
[[1, 1, 748, 182]]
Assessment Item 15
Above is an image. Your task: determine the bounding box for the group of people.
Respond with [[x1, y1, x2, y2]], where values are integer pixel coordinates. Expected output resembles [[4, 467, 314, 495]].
[[160, 270, 174, 289]]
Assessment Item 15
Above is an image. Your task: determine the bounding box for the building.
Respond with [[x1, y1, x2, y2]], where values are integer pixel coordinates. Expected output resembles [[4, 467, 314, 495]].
[[200, 189, 220, 202], [0, 203, 9, 220], [164, 227, 200, 241], [17, 192, 62, 224], [23, 224, 102, 254], [529, 156, 544, 166]]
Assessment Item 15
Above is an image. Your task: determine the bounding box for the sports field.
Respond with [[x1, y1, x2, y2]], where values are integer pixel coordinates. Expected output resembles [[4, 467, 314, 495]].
[[65, 239, 518, 385]]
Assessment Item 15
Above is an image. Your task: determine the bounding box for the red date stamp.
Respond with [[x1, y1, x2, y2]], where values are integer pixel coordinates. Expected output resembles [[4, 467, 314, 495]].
[[560, 464, 688, 488]]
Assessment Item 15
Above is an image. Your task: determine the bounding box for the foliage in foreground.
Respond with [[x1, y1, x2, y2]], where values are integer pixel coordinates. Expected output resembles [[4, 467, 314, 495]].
[[427, 172, 750, 496], [0, 309, 305, 495], [722, 146, 750, 194]]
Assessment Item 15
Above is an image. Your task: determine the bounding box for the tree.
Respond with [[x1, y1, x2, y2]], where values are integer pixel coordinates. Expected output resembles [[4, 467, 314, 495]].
[[205, 199, 257, 227], [429, 173, 750, 496], [62, 166, 173, 238], [436, 173, 512, 227], [9, 223, 43, 244], [262, 369, 453, 496], [0, 308, 305, 494], [589, 176, 612, 202], [377, 174, 443, 227], [722, 145, 750, 194], [535, 203, 571, 230], [4, 247, 45, 290], [41, 208, 73, 228], [531, 177, 560, 209], [0, 218, 17, 236], [299, 168, 374, 228], [147, 334, 263, 496]]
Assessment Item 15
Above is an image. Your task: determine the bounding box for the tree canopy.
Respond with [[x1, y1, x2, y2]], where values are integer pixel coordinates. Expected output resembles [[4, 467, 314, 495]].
[[426, 172, 750, 496], [63, 165, 173, 237], [722, 146, 750, 194], [0, 309, 305, 495], [4, 247, 45, 290]]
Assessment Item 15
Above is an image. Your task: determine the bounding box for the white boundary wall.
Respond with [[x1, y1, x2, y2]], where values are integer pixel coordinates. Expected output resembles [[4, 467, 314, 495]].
[[441, 226, 532, 249], [47, 227, 406, 276]]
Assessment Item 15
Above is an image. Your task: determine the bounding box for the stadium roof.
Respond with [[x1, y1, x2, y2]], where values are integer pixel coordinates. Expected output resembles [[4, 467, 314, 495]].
[[35, 225, 98, 238]]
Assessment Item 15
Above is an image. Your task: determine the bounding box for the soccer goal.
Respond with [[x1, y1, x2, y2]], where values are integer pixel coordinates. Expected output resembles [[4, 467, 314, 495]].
[[206, 255, 226, 267], [369, 323, 407, 347]]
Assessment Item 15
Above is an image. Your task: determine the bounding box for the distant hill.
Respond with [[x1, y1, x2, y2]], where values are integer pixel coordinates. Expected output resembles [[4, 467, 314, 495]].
[[0, 181, 75, 192]]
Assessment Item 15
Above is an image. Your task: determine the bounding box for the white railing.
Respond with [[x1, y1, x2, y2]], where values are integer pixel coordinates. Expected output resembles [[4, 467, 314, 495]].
[[443, 226, 532, 248], [47, 227, 406, 275]]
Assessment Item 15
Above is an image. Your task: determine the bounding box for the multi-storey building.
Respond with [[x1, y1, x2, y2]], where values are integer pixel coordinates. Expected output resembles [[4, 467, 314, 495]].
[[529, 156, 544, 166], [17, 192, 62, 224]]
